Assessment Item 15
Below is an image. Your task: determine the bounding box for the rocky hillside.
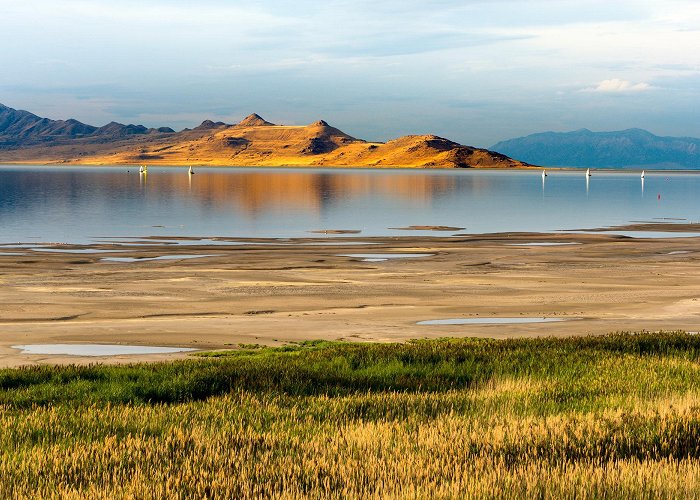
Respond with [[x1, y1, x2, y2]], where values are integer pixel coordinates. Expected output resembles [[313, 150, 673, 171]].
[[0, 103, 174, 148], [0, 103, 531, 168]]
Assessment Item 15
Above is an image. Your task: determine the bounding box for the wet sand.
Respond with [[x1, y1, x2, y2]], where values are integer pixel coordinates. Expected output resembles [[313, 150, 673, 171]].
[[2, 230, 700, 367]]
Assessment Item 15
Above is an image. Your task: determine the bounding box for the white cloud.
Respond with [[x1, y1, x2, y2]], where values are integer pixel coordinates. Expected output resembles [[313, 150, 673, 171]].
[[585, 78, 653, 92]]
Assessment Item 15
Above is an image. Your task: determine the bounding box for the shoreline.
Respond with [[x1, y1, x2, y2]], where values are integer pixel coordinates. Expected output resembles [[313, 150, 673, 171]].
[[2, 229, 700, 367], [2, 162, 700, 173]]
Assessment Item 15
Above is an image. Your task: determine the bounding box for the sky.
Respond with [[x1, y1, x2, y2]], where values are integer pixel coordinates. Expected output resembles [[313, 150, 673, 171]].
[[1, 0, 699, 147]]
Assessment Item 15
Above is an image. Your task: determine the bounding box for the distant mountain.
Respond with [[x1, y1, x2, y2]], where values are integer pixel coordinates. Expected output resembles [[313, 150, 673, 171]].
[[0, 103, 97, 145], [491, 129, 700, 169], [193, 120, 227, 131], [0, 103, 171, 147], [0, 103, 532, 169]]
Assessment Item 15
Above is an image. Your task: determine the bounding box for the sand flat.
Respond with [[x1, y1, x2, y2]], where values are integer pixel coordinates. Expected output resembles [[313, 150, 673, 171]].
[[1, 232, 700, 366]]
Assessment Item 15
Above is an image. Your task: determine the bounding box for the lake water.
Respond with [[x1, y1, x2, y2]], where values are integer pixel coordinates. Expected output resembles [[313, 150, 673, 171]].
[[12, 344, 196, 356], [1, 165, 699, 245], [416, 317, 567, 325], [338, 253, 435, 262], [102, 254, 222, 263]]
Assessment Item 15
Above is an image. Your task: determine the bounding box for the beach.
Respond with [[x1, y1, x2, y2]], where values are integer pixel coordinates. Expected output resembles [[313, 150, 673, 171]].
[[2, 228, 699, 367]]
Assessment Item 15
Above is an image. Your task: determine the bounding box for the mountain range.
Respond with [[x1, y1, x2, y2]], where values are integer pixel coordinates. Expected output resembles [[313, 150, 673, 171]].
[[0, 103, 175, 146], [491, 128, 700, 169], [0, 103, 528, 169]]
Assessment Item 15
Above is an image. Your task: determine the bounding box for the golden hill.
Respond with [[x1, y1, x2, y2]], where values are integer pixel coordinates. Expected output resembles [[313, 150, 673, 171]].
[[0, 111, 532, 168]]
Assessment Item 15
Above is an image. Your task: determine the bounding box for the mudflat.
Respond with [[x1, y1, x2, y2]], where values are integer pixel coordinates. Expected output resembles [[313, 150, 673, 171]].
[[1, 230, 699, 367]]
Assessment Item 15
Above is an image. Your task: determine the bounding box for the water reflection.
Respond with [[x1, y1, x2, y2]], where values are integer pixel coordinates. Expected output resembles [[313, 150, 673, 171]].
[[417, 317, 567, 325], [13, 344, 196, 356], [1, 166, 699, 244], [167, 169, 461, 214]]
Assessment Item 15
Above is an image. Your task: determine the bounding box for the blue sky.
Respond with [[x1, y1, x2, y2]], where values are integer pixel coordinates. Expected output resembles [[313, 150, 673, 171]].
[[1, 0, 699, 146]]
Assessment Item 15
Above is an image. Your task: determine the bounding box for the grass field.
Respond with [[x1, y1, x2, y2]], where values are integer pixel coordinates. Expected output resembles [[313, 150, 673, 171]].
[[2, 332, 700, 498]]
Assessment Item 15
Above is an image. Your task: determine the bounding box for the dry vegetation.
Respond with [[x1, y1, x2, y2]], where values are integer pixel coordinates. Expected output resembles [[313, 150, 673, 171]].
[[2, 332, 700, 498], [1, 115, 530, 169]]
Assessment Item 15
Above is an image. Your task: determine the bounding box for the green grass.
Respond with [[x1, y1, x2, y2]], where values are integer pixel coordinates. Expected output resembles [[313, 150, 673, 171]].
[[2, 331, 699, 408], [2, 331, 700, 497]]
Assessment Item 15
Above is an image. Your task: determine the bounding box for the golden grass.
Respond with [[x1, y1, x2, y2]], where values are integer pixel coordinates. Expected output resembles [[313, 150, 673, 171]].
[[0, 388, 699, 498], [2, 334, 700, 497]]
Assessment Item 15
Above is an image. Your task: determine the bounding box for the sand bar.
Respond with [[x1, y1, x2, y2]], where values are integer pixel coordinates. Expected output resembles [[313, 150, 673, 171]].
[[1, 230, 700, 367]]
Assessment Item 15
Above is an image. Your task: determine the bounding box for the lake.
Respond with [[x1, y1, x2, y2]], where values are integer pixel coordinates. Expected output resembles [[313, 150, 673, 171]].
[[1, 165, 699, 245]]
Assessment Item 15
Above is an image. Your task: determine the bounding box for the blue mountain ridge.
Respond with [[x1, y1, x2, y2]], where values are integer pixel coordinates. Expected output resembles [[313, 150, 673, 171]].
[[491, 128, 700, 169]]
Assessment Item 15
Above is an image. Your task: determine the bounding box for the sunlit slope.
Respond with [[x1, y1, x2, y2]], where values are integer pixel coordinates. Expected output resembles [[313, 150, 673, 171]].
[[1, 111, 532, 168], [98, 116, 530, 168]]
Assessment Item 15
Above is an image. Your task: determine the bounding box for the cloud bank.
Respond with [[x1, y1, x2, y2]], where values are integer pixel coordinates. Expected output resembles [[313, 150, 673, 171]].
[[0, 0, 698, 146], [585, 79, 653, 93]]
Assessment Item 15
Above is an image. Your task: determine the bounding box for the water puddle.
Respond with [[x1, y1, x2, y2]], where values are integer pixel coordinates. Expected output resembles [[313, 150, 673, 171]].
[[96, 238, 239, 246], [308, 229, 362, 234], [338, 253, 434, 262], [389, 225, 466, 231], [417, 317, 567, 325], [0, 244, 45, 249], [667, 251, 691, 255], [296, 241, 378, 246], [575, 231, 700, 239], [102, 254, 222, 263], [506, 242, 580, 247], [12, 344, 197, 356], [96, 237, 377, 247], [33, 248, 129, 254]]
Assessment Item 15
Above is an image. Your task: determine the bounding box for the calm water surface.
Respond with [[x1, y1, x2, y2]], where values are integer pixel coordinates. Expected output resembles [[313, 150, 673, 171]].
[[12, 344, 196, 356], [417, 317, 567, 325], [1, 166, 699, 245]]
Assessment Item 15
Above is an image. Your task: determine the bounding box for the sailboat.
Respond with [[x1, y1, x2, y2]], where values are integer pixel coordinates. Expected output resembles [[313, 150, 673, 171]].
[[188, 166, 194, 175], [641, 170, 645, 179], [586, 168, 591, 177], [542, 169, 547, 179]]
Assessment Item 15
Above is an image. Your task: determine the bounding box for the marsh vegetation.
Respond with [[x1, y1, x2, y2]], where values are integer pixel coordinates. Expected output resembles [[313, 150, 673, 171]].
[[2, 332, 700, 497]]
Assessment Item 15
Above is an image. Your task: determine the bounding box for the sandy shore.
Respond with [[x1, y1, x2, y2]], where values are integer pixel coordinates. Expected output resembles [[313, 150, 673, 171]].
[[2, 229, 700, 367]]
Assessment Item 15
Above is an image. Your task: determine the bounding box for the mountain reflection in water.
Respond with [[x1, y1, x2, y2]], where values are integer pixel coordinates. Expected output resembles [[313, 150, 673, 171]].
[[162, 169, 462, 213], [1, 166, 698, 244]]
